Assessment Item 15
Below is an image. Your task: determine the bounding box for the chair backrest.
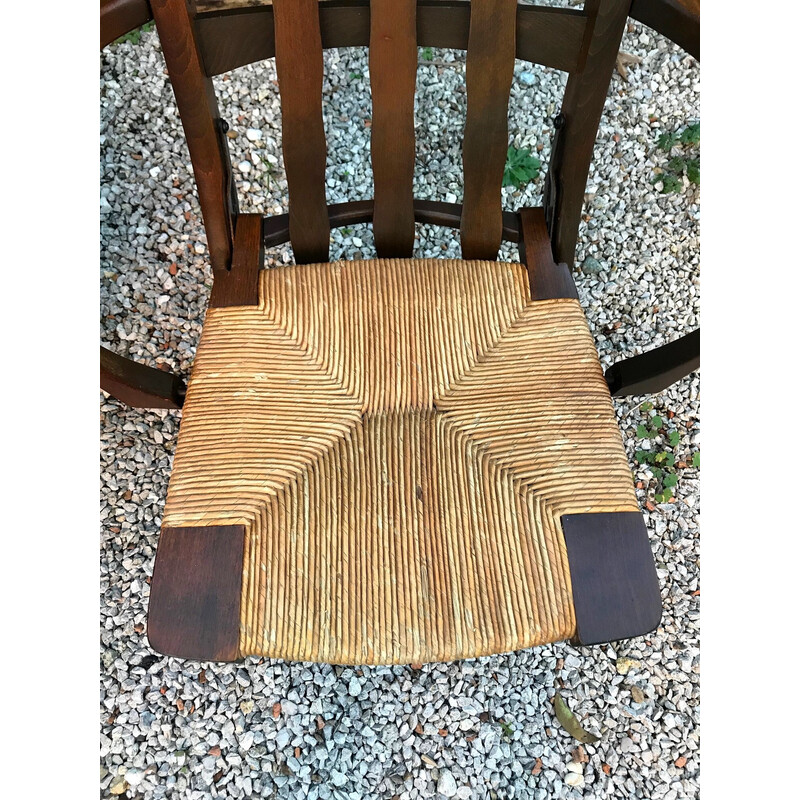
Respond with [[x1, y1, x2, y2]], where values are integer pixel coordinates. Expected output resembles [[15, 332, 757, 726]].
[[149, 0, 632, 273]]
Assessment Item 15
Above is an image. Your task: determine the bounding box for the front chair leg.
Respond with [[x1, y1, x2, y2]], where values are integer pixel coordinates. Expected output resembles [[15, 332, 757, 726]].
[[604, 329, 699, 397], [100, 346, 186, 409]]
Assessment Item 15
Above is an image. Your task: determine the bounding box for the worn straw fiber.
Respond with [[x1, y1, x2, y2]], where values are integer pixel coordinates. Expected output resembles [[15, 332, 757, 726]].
[[163, 259, 637, 663]]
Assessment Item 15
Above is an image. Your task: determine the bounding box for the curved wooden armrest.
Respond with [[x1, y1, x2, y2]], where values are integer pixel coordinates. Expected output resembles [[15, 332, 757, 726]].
[[629, 0, 699, 60], [604, 329, 699, 397], [101, 0, 153, 50], [101, 346, 186, 409], [604, 3, 698, 396]]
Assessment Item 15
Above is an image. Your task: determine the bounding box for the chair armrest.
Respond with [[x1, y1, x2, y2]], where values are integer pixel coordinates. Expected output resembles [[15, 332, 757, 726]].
[[101, 0, 153, 50], [101, 346, 186, 408], [604, 329, 699, 397], [629, 0, 700, 60]]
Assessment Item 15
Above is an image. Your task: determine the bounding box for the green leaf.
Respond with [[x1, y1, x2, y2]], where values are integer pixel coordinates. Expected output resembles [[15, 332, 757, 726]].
[[503, 147, 540, 189], [553, 694, 600, 744], [668, 430, 681, 447], [680, 122, 700, 146], [651, 415, 663, 429], [664, 453, 675, 468], [640, 402, 654, 412], [636, 425, 650, 439], [692, 451, 700, 468], [349, 71, 363, 80], [652, 467, 663, 480], [663, 473, 678, 488], [686, 158, 700, 185], [667, 157, 686, 173], [421, 47, 433, 61], [659, 174, 683, 194], [654, 452, 667, 463], [655, 488, 672, 503], [512, 167, 531, 183], [635, 450, 653, 464], [657, 131, 679, 152], [498, 720, 514, 740]]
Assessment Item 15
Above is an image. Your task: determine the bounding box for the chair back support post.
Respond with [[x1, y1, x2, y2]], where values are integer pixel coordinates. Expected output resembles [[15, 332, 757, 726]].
[[150, 0, 236, 274], [547, 0, 631, 268]]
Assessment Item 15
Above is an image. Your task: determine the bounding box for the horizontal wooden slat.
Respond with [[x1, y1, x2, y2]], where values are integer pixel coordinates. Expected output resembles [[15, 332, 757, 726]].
[[195, 1, 587, 76], [260, 199, 523, 249]]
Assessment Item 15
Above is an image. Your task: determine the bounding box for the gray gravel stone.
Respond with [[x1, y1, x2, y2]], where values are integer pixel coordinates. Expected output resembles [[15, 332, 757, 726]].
[[437, 769, 458, 797]]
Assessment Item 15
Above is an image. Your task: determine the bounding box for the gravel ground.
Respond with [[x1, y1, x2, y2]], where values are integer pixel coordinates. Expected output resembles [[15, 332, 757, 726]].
[[100, 7, 699, 798]]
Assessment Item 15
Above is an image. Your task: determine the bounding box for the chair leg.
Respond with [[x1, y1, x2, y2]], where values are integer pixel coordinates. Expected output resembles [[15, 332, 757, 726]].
[[604, 329, 700, 397], [100, 346, 186, 409]]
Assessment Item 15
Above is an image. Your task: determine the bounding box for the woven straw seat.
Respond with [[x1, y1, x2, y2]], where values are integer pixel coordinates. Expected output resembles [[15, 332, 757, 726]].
[[151, 257, 650, 664]]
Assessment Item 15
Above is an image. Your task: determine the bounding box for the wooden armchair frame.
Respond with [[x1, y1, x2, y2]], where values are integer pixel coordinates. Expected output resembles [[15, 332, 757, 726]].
[[100, 0, 699, 663], [101, 0, 699, 409]]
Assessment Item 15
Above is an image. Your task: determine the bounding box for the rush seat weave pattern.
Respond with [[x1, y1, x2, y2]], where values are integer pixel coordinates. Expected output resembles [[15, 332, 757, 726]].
[[163, 259, 638, 663]]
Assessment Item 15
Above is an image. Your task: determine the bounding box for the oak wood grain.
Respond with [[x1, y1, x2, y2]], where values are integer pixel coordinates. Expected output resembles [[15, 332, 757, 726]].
[[194, 2, 587, 77], [150, 0, 235, 274], [370, 0, 417, 258], [460, 0, 517, 260], [273, 0, 330, 264], [101, 0, 152, 49], [209, 214, 264, 308], [518, 207, 578, 300], [148, 525, 246, 661]]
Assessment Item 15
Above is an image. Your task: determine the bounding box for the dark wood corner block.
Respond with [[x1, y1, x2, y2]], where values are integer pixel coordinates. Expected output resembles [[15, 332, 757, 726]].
[[148, 525, 246, 661], [562, 511, 662, 646]]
